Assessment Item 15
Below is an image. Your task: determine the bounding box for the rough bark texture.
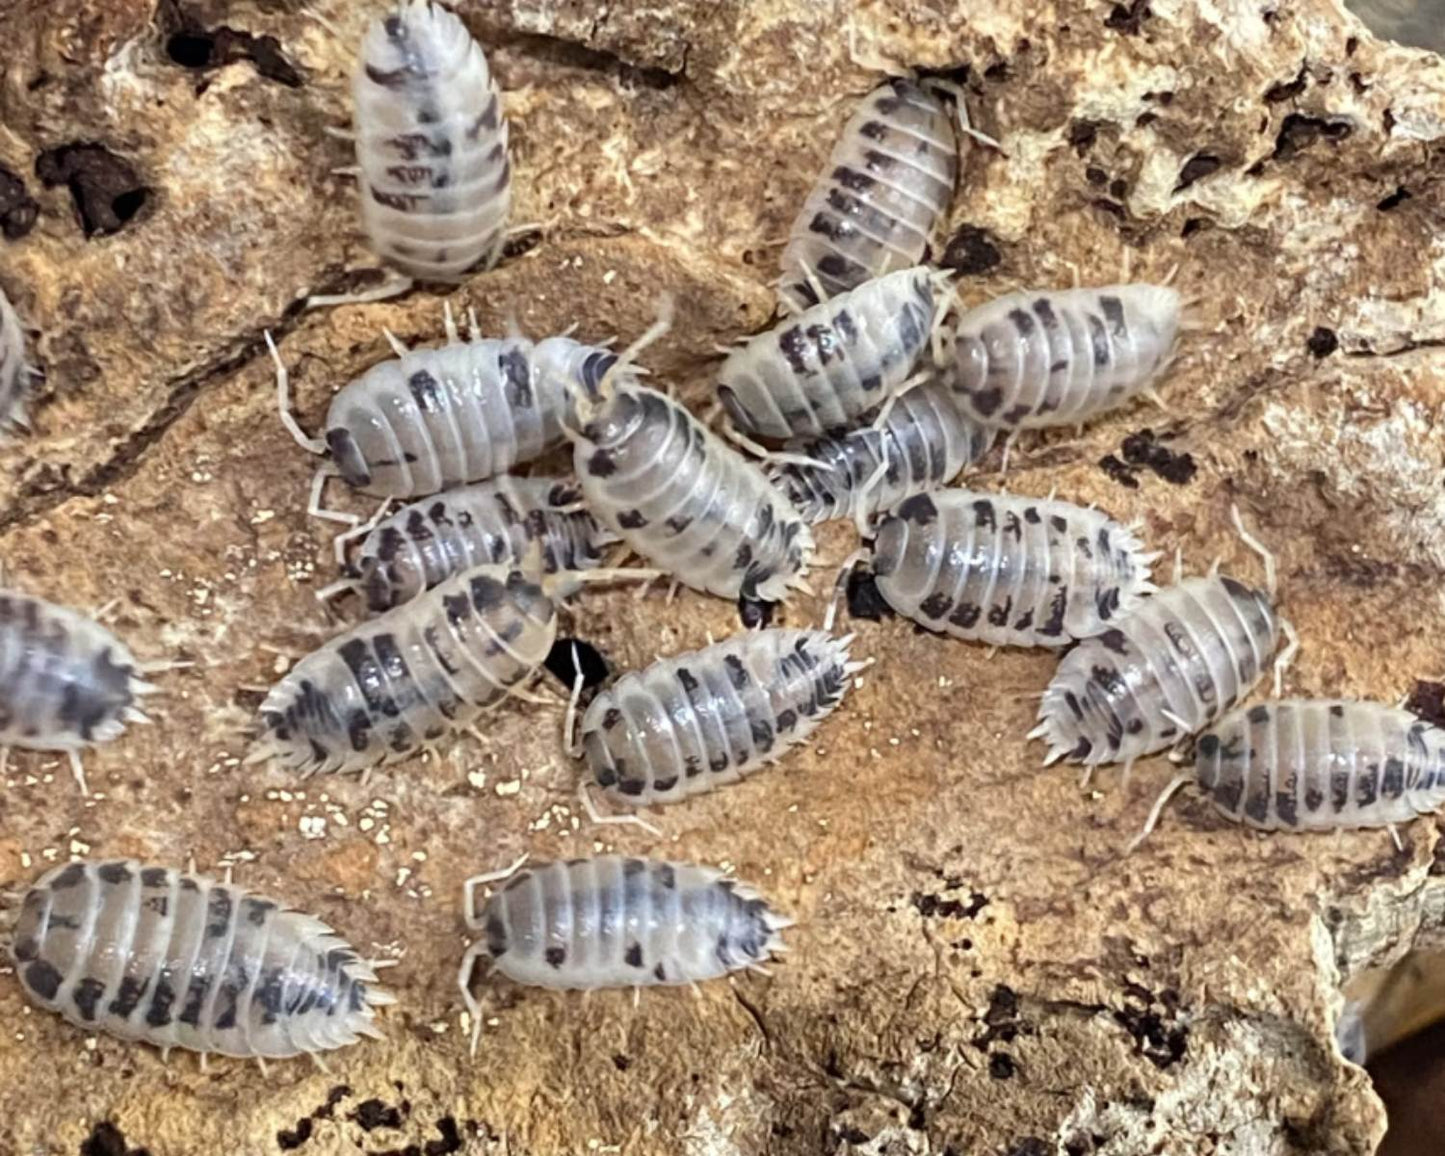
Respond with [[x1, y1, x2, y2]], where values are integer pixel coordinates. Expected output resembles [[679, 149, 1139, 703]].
[[0, 1, 1443, 1153]]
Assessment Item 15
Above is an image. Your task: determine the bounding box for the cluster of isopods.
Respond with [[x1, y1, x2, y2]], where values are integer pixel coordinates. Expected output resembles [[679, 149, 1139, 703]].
[[2, 0, 1438, 1071]]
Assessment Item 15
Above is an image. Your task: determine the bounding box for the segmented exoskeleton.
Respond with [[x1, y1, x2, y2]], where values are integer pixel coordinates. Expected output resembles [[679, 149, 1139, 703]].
[[869, 490, 1155, 647], [8, 859, 392, 1061], [768, 382, 992, 524], [718, 267, 942, 440], [353, 0, 510, 284], [341, 477, 618, 612], [943, 284, 1181, 429], [578, 629, 859, 805], [778, 79, 959, 311]]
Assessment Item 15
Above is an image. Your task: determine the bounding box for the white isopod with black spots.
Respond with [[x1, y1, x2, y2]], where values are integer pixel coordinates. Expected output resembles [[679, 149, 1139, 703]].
[[568, 374, 813, 605], [352, 0, 510, 285], [768, 382, 993, 525], [7, 859, 392, 1061], [339, 477, 618, 612], [0, 285, 33, 433], [577, 629, 860, 805], [271, 313, 619, 509], [943, 284, 1181, 429], [718, 266, 943, 440], [0, 590, 162, 793], [457, 856, 790, 1044], [1131, 700, 1445, 850], [778, 79, 960, 311], [868, 490, 1156, 647]]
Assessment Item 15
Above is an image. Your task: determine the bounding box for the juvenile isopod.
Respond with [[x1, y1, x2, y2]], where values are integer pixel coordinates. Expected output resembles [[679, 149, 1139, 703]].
[[1130, 700, 1445, 851], [457, 856, 790, 1047], [0, 286, 33, 433], [249, 561, 647, 777], [768, 382, 993, 525], [942, 284, 1181, 429], [270, 307, 619, 518], [0, 590, 164, 793], [575, 629, 860, 805], [6, 859, 392, 1062], [334, 477, 619, 612], [717, 266, 944, 440], [568, 337, 814, 604], [350, 0, 510, 290], [867, 490, 1156, 647], [778, 78, 965, 310]]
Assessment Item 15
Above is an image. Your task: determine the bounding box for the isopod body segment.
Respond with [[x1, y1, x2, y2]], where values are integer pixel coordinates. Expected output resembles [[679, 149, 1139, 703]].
[[1195, 699, 1445, 832], [869, 490, 1155, 647], [0, 286, 29, 433], [568, 380, 814, 603], [718, 266, 940, 440], [348, 477, 618, 612], [9, 859, 391, 1059], [353, 0, 511, 281], [944, 284, 1181, 429], [768, 382, 993, 524], [1031, 574, 1279, 766], [459, 856, 790, 996], [778, 79, 958, 310], [579, 629, 859, 805]]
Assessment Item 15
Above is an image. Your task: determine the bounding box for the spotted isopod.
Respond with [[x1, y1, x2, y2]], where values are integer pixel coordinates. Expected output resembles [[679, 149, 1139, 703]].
[[568, 371, 814, 604], [1131, 700, 1445, 851], [0, 590, 163, 793], [943, 284, 1181, 429], [768, 382, 993, 525], [457, 856, 790, 1045], [0, 286, 33, 433], [717, 266, 943, 440], [270, 309, 618, 515], [250, 562, 641, 777], [778, 78, 962, 310], [6, 859, 392, 1062], [336, 477, 619, 612], [352, 0, 510, 287], [867, 490, 1156, 647], [576, 629, 860, 805]]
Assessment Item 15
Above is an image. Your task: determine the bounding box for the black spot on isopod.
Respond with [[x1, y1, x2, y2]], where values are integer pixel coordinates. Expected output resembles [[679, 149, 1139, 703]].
[[656, 864, 676, 889], [617, 508, 647, 529], [50, 862, 86, 889], [35, 143, 150, 238], [625, 943, 645, 967], [969, 386, 1004, 417], [587, 448, 617, 477], [96, 862, 132, 885], [653, 962, 667, 981], [24, 960, 63, 1001]]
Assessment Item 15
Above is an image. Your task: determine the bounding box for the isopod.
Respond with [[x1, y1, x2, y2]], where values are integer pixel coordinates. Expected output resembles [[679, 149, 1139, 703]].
[[778, 78, 960, 310], [270, 310, 618, 514], [718, 266, 943, 440], [868, 490, 1155, 647], [249, 562, 642, 777], [338, 477, 619, 612], [768, 382, 992, 525], [7, 859, 392, 1061], [942, 284, 1181, 429], [1131, 700, 1445, 851], [457, 856, 790, 1046], [0, 590, 161, 793], [569, 370, 813, 604], [352, 0, 510, 286], [0, 286, 31, 433], [576, 629, 859, 805]]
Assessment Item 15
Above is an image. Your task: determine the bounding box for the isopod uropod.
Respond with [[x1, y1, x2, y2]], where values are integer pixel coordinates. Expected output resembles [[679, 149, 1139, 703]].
[[352, 0, 511, 286], [1131, 700, 1445, 850], [338, 476, 619, 612], [457, 856, 791, 1048], [778, 79, 960, 311], [943, 284, 1181, 429], [577, 629, 860, 805], [868, 490, 1156, 647], [717, 266, 943, 440], [7, 859, 392, 1061], [0, 286, 32, 433], [0, 590, 160, 793], [768, 381, 993, 525]]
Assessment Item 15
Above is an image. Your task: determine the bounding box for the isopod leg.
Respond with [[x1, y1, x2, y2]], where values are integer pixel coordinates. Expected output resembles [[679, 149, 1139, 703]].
[[1229, 503, 1278, 595], [579, 781, 662, 837], [307, 273, 415, 308], [266, 330, 327, 455], [308, 467, 361, 528], [1126, 772, 1194, 853], [1274, 617, 1300, 696], [68, 749, 89, 795]]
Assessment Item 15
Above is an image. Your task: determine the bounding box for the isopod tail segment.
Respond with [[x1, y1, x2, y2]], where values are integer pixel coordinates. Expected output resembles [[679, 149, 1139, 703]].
[[458, 852, 530, 1058]]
